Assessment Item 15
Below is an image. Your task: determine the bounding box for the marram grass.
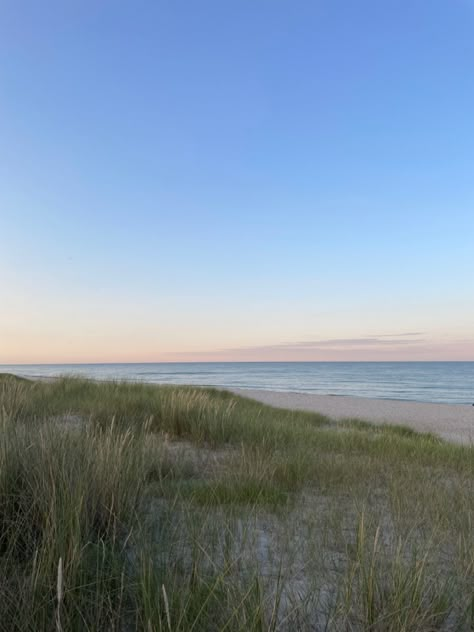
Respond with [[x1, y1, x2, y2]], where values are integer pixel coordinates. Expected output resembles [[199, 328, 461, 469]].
[[0, 374, 472, 630]]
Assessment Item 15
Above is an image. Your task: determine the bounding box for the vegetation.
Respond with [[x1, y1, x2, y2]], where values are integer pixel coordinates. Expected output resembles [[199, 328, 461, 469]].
[[0, 374, 472, 630]]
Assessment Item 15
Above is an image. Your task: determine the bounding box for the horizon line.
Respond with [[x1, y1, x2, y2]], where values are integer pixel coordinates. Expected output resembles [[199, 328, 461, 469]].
[[1, 359, 473, 366]]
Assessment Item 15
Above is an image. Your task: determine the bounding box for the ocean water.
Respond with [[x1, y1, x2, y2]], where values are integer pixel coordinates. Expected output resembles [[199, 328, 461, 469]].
[[1, 362, 473, 405]]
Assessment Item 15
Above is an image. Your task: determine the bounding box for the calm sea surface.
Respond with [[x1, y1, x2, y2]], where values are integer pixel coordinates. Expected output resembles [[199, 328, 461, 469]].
[[1, 362, 473, 405]]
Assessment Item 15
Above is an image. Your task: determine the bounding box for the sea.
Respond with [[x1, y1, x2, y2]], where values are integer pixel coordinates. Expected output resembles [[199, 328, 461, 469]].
[[1, 362, 473, 405]]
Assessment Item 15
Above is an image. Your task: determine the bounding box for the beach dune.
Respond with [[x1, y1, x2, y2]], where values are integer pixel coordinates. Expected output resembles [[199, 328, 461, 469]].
[[232, 389, 474, 445]]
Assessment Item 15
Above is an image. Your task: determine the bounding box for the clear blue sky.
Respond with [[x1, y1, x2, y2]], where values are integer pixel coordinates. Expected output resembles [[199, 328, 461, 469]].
[[1, 0, 473, 362]]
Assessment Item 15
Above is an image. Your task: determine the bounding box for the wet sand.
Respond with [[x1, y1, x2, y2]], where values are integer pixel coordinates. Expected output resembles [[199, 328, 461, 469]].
[[232, 389, 474, 445]]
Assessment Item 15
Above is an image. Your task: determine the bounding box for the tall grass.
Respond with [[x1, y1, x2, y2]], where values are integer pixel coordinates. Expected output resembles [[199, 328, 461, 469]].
[[0, 375, 472, 630]]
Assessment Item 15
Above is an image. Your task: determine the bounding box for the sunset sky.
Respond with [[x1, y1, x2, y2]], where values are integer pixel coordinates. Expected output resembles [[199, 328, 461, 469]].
[[1, 0, 473, 363]]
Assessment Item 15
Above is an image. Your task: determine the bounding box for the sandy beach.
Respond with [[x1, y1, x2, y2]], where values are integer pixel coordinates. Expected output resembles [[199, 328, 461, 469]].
[[232, 389, 474, 445]]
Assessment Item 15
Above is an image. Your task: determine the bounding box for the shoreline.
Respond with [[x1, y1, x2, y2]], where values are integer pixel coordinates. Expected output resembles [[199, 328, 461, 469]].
[[231, 388, 474, 445], [5, 373, 474, 445], [13, 372, 473, 405]]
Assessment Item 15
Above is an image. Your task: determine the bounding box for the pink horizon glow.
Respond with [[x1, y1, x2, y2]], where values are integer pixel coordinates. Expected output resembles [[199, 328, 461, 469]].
[[2, 338, 473, 364]]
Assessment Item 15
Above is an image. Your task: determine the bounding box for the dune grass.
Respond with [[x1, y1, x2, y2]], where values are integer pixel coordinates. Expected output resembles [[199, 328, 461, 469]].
[[0, 374, 472, 630]]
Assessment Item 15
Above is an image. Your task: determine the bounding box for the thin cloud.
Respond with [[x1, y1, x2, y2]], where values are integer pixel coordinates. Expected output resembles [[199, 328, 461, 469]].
[[227, 334, 426, 353], [374, 332, 423, 338], [159, 334, 473, 362]]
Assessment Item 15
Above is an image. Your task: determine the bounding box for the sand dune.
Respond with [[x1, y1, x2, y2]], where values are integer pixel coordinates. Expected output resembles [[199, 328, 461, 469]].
[[232, 389, 474, 445]]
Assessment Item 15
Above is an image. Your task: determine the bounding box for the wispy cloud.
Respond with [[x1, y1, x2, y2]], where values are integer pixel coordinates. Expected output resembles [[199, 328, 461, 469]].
[[160, 333, 436, 362], [227, 333, 426, 353], [373, 332, 423, 338], [156, 334, 473, 363]]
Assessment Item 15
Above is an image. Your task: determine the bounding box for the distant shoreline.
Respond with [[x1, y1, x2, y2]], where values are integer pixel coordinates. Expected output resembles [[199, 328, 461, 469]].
[[2, 362, 473, 406], [7, 371, 473, 445], [16, 372, 473, 406]]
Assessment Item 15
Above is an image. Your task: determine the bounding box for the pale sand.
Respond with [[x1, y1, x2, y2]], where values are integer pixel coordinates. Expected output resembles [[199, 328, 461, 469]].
[[231, 389, 474, 445]]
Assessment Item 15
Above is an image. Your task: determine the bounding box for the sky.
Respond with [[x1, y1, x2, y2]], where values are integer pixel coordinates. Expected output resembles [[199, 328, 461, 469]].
[[1, 0, 473, 363]]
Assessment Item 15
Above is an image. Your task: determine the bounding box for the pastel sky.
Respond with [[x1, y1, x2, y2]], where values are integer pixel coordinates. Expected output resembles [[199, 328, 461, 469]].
[[1, 0, 473, 363]]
